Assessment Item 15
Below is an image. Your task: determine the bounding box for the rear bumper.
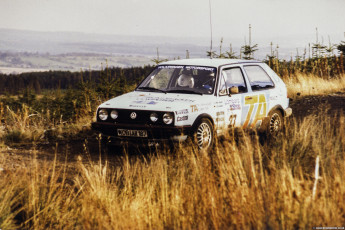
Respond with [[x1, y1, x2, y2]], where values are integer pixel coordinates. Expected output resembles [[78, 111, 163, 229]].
[[91, 122, 192, 145]]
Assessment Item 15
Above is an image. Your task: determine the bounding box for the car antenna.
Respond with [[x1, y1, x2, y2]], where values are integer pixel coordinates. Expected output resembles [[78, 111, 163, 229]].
[[209, 0, 213, 59]]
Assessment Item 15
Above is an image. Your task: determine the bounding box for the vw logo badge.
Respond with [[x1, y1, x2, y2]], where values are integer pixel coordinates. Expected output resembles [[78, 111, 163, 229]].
[[130, 112, 137, 119]]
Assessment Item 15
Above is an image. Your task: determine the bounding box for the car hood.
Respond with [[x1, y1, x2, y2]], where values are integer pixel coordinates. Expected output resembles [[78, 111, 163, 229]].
[[98, 91, 209, 112]]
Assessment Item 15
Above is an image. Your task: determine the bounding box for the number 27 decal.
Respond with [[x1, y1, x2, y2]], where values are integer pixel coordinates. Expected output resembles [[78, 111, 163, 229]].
[[228, 114, 237, 128], [243, 94, 267, 129]]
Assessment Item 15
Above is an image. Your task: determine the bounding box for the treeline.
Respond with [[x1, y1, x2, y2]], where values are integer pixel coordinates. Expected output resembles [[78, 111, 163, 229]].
[[266, 55, 345, 79], [0, 66, 154, 95], [201, 26, 345, 79]]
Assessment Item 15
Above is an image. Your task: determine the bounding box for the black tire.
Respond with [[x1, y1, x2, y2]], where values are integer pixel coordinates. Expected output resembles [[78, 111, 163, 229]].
[[267, 110, 284, 137], [193, 118, 214, 150]]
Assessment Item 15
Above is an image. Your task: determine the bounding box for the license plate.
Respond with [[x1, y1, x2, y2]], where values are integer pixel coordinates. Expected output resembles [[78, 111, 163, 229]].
[[117, 129, 148, 138]]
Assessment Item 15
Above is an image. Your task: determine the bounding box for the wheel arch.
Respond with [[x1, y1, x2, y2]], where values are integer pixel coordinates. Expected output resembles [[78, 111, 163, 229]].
[[268, 105, 285, 117], [192, 113, 215, 129]]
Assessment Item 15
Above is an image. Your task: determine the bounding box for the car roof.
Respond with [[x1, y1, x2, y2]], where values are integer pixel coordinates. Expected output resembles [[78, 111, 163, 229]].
[[160, 58, 261, 68]]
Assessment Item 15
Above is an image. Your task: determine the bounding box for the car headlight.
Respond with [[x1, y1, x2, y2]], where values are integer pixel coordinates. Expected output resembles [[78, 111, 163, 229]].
[[150, 112, 158, 122], [110, 110, 118, 119], [98, 109, 108, 121], [163, 113, 173, 124]]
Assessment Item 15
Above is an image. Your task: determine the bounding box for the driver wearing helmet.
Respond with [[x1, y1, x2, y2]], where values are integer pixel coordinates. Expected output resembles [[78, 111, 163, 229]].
[[177, 73, 194, 88]]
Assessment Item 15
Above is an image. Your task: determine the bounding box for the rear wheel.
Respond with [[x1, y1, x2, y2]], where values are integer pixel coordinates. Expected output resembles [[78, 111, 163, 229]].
[[194, 118, 214, 150], [267, 110, 283, 137]]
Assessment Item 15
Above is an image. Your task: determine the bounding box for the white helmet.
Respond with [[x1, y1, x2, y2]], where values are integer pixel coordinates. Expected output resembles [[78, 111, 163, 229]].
[[177, 74, 194, 88]]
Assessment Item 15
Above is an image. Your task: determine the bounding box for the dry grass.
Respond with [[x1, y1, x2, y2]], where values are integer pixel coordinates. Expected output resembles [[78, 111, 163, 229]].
[[0, 103, 93, 145], [1, 111, 344, 229], [286, 74, 345, 98]]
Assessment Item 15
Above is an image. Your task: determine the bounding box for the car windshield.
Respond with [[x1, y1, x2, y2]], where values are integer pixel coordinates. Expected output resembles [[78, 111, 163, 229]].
[[136, 65, 217, 95]]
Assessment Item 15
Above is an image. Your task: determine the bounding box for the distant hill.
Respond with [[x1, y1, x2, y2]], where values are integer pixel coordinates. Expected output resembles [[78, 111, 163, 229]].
[[1, 28, 335, 73], [0, 28, 210, 58], [0, 28, 216, 73]]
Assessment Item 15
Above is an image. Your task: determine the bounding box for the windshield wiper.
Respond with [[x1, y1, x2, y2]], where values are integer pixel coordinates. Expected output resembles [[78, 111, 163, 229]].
[[137, 87, 166, 93], [166, 89, 203, 95]]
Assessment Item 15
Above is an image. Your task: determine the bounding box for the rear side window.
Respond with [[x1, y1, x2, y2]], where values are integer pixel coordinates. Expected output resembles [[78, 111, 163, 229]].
[[244, 65, 274, 91]]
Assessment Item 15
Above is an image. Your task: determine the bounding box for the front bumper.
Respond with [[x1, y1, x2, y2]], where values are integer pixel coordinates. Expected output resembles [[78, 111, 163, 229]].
[[92, 122, 192, 146]]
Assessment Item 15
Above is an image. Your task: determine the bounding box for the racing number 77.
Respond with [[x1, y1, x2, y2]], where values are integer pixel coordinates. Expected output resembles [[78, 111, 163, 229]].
[[243, 94, 267, 129]]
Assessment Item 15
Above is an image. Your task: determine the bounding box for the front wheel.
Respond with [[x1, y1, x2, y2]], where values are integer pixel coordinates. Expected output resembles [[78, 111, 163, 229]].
[[193, 118, 214, 150]]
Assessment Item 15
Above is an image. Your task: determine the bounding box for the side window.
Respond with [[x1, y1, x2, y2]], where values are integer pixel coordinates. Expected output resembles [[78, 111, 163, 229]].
[[219, 67, 247, 96], [243, 65, 274, 91]]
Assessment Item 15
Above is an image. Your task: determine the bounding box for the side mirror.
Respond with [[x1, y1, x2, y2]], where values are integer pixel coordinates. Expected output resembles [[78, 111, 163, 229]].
[[229, 86, 239, 95]]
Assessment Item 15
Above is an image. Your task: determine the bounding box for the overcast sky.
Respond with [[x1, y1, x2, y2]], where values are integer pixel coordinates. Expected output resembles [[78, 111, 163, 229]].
[[1, 0, 345, 46]]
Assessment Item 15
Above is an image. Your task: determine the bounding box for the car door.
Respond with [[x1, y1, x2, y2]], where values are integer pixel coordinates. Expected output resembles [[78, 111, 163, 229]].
[[217, 65, 250, 132], [241, 64, 275, 129]]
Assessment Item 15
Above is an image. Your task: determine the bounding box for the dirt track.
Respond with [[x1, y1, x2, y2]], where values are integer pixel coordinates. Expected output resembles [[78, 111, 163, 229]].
[[290, 92, 345, 119], [1, 93, 345, 172]]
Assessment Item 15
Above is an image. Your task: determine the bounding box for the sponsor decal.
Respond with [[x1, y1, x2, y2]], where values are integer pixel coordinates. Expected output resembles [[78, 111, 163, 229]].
[[190, 105, 198, 112], [158, 65, 184, 69], [157, 65, 215, 72], [216, 117, 225, 122], [175, 109, 189, 115], [216, 111, 224, 116], [185, 66, 215, 71], [243, 94, 267, 129], [133, 100, 145, 104], [226, 98, 241, 110], [129, 105, 146, 108], [132, 100, 158, 105], [214, 104, 224, 108], [147, 101, 158, 105], [134, 97, 195, 103], [230, 104, 241, 110], [214, 101, 224, 108], [177, 115, 188, 121]]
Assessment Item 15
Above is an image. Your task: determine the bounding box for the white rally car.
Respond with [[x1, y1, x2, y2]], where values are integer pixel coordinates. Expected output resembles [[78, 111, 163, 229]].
[[92, 58, 292, 150]]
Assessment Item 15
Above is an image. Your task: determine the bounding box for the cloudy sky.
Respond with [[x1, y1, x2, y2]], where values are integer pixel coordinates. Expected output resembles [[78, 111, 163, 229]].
[[0, 0, 345, 46]]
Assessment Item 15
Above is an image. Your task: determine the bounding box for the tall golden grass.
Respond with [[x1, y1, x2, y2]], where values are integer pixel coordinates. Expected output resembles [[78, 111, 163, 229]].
[[1, 111, 344, 229], [0, 102, 91, 145], [285, 74, 345, 98]]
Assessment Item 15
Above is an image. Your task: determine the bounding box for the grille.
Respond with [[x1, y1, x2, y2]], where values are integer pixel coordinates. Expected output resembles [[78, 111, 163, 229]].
[[97, 108, 174, 126]]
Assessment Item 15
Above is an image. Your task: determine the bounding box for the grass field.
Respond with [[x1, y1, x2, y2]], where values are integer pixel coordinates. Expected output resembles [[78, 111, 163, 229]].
[[0, 111, 344, 229]]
